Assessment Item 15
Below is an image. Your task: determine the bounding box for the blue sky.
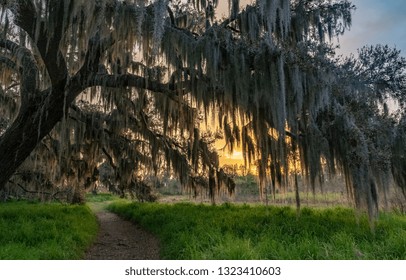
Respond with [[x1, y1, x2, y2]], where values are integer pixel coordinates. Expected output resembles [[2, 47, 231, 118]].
[[337, 0, 406, 56]]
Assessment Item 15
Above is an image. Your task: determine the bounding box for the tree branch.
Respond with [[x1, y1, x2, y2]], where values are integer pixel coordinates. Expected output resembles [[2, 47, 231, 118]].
[[13, 0, 68, 87], [85, 72, 189, 106], [0, 38, 38, 108], [0, 56, 17, 70]]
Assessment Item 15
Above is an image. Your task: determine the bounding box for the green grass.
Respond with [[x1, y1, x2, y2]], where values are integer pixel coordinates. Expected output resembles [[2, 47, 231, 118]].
[[108, 202, 406, 259], [85, 193, 129, 213], [269, 191, 350, 207], [0, 201, 98, 259], [85, 192, 119, 202]]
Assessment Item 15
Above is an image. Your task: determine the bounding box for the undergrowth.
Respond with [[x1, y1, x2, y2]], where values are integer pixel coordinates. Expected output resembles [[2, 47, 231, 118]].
[[108, 202, 406, 259], [85, 192, 119, 203], [0, 201, 98, 259]]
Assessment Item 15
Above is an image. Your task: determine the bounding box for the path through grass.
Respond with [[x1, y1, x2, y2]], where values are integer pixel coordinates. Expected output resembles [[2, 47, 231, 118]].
[[108, 202, 406, 259]]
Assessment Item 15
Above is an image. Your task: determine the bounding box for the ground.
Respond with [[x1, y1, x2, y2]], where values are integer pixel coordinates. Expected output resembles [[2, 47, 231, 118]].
[[85, 203, 160, 260]]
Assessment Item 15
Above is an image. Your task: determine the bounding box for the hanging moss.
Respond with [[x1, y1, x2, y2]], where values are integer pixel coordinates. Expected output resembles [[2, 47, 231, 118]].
[[0, 1, 405, 217]]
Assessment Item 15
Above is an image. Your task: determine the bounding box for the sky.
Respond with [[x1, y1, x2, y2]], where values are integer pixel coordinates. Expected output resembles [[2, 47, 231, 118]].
[[337, 0, 406, 56]]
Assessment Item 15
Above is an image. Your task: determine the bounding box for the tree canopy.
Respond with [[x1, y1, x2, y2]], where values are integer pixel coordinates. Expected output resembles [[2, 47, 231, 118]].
[[0, 0, 405, 217]]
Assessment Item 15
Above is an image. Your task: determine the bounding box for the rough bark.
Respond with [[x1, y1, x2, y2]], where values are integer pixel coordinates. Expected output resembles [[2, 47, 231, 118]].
[[0, 81, 83, 189]]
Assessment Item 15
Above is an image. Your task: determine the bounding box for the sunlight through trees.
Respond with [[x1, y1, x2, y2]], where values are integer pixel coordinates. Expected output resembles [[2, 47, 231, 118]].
[[0, 1, 405, 218]]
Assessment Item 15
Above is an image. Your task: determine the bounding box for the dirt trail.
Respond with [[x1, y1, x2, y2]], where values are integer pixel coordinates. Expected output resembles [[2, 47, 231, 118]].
[[85, 203, 160, 260]]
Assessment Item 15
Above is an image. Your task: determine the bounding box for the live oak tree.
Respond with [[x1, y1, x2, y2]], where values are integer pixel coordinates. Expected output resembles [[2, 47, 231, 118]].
[[0, 0, 405, 216], [0, 0, 236, 202]]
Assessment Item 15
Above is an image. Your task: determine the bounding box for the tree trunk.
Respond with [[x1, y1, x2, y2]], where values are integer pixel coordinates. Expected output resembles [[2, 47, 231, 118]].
[[294, 172, 301, 213], [0, 87, 78, 190], [0, 112, 57, 190]]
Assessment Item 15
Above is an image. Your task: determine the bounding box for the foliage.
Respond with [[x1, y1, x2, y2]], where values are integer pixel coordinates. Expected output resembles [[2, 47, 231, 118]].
[[0, 0, 235, 203], [343, 45, 406, 106], [392, 115, 406, 197], [0, 1, 405, 217], [85, 192, 119, 203], [0, 201, 98, 259], [233, 174, 260, 198], [108, 201, 406, 259]]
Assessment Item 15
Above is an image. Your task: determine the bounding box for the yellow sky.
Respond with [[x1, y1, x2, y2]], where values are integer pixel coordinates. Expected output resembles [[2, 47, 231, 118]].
[[219, 150, 244, 166], [214, 138, 245, 167]]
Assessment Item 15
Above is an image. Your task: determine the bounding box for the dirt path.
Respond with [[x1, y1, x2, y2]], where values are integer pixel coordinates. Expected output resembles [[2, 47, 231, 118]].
[[85, 203, 160, 260]]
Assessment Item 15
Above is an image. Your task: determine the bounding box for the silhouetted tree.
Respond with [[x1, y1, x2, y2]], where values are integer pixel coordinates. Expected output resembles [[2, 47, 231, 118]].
[[1, 1, 405, 216]]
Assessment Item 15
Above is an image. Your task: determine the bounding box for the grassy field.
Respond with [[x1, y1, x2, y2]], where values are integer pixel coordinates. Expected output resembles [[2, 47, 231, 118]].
[[0, 201, 98, 259], [108, 201, 406, 260]]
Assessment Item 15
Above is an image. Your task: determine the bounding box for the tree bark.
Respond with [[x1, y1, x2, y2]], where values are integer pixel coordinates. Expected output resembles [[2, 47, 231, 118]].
[[0, 72, 86, 190], [0, 95, 60, 189]]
